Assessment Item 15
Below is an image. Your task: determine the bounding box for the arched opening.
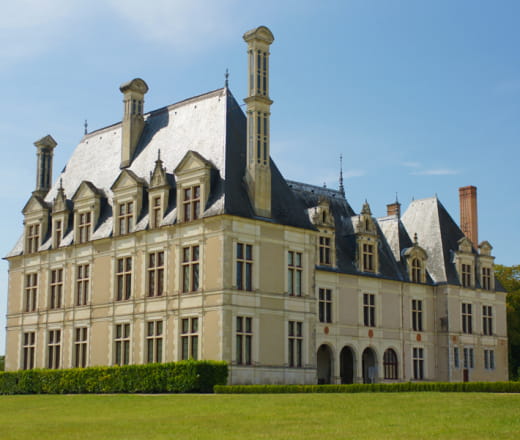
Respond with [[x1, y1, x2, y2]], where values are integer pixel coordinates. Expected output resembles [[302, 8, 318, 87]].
[[383, 348, 398, 380], [340, 346, 355, 384], [362, 347, 377, 384], [317, 344, 333, 384]]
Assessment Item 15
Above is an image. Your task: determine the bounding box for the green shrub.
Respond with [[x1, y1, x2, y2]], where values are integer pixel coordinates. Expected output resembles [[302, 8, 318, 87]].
[[0, 361, 227, 395]]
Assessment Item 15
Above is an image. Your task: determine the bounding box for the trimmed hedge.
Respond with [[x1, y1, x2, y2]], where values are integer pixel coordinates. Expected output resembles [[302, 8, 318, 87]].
[[214, 381, 520, 394], [0, 360, 227, 395]]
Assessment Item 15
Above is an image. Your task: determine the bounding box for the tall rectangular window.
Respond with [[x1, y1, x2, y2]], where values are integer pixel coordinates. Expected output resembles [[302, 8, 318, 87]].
[[53, 219, 62, 248], [114, 323, 130, 366], [481, 267, 492, 290], [74, 327, 88, 368], [49, 269, 63, 309], [23, 332, 36, 370], [362, 243, 375, 272], [453, 347, 460, 369], [146, 320, 163, 363], [461, 263, 472, 288], [363, 293, 376, 327], [412, 299, 423, 332], [288, 321, 303, 368], [118, 201, 133, 235], [463, 347, 474, 369], [47, 329, 61, 369], [236, 243, 253, 291], [183, 185, 201, 221], [24, 273, 38, 313], [412, 347, 424, 380], [151, 196, 162, 229], [484, 349, 495, 370], [236, 317, 252, 365], [27, 223, 40, 253], [462, 303, 473, 334], [78, 212, 92, 243], [318, 288, 332, 323], [482, 305, 493, 336], [116, 257, 132, 301], [319, 236, 331, 266], [76, 264, 90, 306], [182, 245, 199, 293], [148, 251, 165, 297], [181, 317, 199, 360], [287, 251, 302, 296]]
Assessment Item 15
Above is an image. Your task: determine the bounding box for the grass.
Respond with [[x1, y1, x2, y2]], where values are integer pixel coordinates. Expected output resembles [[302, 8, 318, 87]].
[[0, 393, 519, 439]]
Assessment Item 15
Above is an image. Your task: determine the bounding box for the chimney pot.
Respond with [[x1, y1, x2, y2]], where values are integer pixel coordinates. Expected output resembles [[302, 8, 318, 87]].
[[459, 185, 478, 247], [387, 202, 401, 218]]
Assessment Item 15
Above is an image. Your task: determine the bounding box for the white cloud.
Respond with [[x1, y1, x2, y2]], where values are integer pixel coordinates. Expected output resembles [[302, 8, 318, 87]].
[[411, 169, 460, 176]]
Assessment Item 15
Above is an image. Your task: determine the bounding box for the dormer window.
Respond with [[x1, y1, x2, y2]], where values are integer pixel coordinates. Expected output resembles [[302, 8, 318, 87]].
[[118, 201, 134, 235], [183, 185, 201, 221], [319, 236, 332, 266], [151, 196, 162, 229], [461, 263, 472, 288], [27, 224, 40, 253], [355, 201, 379, 274], [411, 258, 422, 283], [482, 267, 492, 290], [403, 236, 428, 284], [78, 212, 92, 243], [53, 219, 62, 248], [362, 243, 375, 272]]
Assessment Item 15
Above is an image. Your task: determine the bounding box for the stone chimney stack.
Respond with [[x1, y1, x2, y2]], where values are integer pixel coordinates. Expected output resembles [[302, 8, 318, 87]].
[[459, 185, 478, 247], [120, 78, 149, 169], [243, 26, 274, 218], [34, 135, 57, 198], [387, 201, 401, 218]]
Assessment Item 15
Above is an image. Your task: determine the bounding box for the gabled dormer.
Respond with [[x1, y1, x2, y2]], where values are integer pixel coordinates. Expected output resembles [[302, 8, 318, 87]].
[[478, 241, 495, 291], [51, 180, 70, 248], [71, 181, 103, 244], [309, 198, 336, 267], [174, 150, 213, 223], [402, 234, 428, 283], [454, 236, 476, 288], [111, 169, 146, 235], [355, 201, 379, 273], [22, 193, 50, 254], [148, 150, 171, 229]]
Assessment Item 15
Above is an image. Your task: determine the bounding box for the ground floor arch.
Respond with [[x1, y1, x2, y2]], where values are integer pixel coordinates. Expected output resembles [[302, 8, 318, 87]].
[[340, 346, 355, 384], [317, 344, 333, 384], [362, 347, 377, 384]]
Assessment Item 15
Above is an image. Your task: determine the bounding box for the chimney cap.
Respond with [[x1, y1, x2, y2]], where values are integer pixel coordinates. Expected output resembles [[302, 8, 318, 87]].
[[243, 25, 274, 44], [34, 134, 57, 150], [120, 78, 149, 95]]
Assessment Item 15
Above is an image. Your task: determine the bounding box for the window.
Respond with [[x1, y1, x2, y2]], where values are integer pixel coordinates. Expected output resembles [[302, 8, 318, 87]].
[[236, 243, 253, 291], [287, 251, 302, 296], [454, 347, 460, 369], [23, 332, 36, 370], [24, 273, 38, 313], [53, 219, 62, 248], [27, 223, 40, 253], [318, 236, 331, 266], [151, 196, 162, 229], [288, 321, 303, 368], [146, 320, 163, 363], [78, 212, 92, 243], [462, 303, 473, 334], [182, 245, 199, 293], [118, 201, 133, 235], [412, 299, 423, 332], [114, 323, 130, 365], [482, 267, 492, 290], [49, 269, 63, 309], [183, 185, 201, 221], [362, 243, 375, 272], [47, 329, 61, 369], [116, 257, 132, 301], [463, 347, 474, 369], [363, 293, 376, 327], [147, 251, 165, 297], [383, 349, 398, 379], [76, 264, 90, 306], [412, 347, 424, 380], [411, 258, 422, 283], [181, 317, 199, 360], [461, 263, 472, 288], [74, 327, 88, 368], [482, 305, 493, 336], [484, 349, 495, 370], [236, 317, 252, 365], [318, 288, 332, 323]]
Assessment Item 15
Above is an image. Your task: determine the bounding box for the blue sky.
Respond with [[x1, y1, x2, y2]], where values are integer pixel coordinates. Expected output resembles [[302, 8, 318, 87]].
[[0, 0, 519, 354]]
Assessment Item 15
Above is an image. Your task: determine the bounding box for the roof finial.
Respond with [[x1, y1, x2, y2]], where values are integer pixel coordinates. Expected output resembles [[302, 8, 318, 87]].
[[414, 232, 418, 245], [395, 192, 399, 203], [225, 68, 229, 88], [157, 149, 161, 162], [59, 178, 63, 191], [84, 119, 88, 135], [323, 182, 327, 188], [339, 154, 345, 197]]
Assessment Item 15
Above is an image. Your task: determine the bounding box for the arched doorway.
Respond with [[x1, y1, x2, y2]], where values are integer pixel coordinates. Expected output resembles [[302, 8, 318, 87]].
[[340, 346, 355, 384], [317, 344, 333, 384], [362, 347, 377, 384]]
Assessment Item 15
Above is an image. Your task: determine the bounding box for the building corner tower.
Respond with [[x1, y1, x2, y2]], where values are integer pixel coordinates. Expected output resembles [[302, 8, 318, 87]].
[[243, 26, 274, 218]]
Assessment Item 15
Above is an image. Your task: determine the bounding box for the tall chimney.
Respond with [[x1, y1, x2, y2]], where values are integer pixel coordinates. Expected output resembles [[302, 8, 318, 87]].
[[34, 135, 57, 198], [243, 26, 274, 218], [386, 201, 401, 217], [459, 185, 478, 247], [120, 78, 149, 168]]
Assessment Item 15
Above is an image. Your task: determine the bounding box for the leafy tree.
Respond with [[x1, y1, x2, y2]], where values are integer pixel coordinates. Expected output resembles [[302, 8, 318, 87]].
[[495, 264, 520, 380], [0, 356, 4, 371]]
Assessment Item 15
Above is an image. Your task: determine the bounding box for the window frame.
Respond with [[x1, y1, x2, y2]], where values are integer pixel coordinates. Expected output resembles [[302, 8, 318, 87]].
[[78, 211, 92, 244], [288, 321, 303, 368], [49, 268, 64, 310], [412, 299, 423, 332], [24, 273, 38, 313], [236, 243, 253, 291], [182, 245, 199, 293], [47, 329, 61, 369], [383, 348, 398, 380], [74, 327, 88, 368], [116, 257, 132, 301], [236, 316, 253, 365], [22, 331, 36, 370], [318, 288, 332, 323], [461, 302, 473, 334], [147, 251, 165, 297], [318, 235, 332, 266], [114, 323, 131, 366], [363, 293, 376, 327], [76, 263, 90, 306], [412, 347, 424, 380], [287, 251, 303, 296], [26, 223, 40, 253], [181, 317, 199, 360], [146, 320, 163, 364], [182, 185, 201, 222], [117, 201, 134, 235], [482, 305, 493, 336]]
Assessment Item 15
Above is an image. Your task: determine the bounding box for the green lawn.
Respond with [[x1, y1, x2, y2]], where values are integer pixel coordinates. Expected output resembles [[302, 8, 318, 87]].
[[0, 393, 519, 439]]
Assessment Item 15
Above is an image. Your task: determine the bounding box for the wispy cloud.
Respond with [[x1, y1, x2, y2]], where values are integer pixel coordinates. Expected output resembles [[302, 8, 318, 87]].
[[411, 169, 460, 176], [402, 161, 421, 168]]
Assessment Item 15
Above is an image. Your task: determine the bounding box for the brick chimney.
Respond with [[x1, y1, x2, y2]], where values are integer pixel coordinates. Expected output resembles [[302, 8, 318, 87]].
[[459, 185, 478, 247], [387, 201, 401, 218]]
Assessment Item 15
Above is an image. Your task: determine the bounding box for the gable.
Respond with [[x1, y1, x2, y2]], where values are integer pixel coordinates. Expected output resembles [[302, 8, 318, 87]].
[[111, 169, 145, 192], [22, 194, 48, 215], [72, 181, 101, 202], [174, 150, 213, 176]]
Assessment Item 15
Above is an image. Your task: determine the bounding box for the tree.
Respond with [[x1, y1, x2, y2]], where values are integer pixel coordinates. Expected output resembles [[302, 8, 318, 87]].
[[0, 355, 4, 371], [495, 264, 520, 380]]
